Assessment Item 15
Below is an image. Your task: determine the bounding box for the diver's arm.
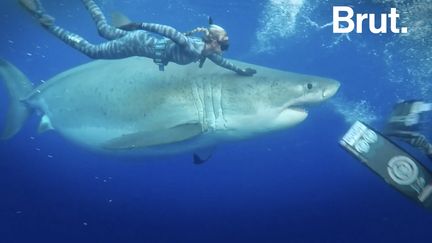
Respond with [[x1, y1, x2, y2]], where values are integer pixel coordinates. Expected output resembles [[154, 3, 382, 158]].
[[119, 22, 190, 49], [207, 54, 256, 76]]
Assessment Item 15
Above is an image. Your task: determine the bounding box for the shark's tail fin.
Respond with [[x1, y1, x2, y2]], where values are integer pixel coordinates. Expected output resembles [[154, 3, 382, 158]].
[[0, 59, 34, 139]]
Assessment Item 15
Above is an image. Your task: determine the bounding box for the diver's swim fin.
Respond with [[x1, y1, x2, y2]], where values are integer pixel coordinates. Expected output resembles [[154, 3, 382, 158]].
[[340, 121, 432, 211], [19, 0, 54, 27], [19, 0, 41, 14]]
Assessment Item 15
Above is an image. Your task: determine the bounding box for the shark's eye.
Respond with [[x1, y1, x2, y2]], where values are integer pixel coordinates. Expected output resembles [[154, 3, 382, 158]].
[[307, 83, 313, 90]]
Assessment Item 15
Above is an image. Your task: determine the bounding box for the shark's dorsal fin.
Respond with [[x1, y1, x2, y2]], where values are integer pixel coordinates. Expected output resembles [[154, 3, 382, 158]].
[[111, 11, 132, 28], [103, 123, 203, 150]]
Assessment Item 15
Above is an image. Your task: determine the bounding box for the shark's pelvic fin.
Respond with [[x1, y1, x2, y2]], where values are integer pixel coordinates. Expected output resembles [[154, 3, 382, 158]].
[[37, 115, 54, 134], [193, 147, 215, 165]]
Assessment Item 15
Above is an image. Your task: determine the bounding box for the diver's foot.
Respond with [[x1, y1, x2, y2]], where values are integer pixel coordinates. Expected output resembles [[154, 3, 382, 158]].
[[39, 14, 55, 27]]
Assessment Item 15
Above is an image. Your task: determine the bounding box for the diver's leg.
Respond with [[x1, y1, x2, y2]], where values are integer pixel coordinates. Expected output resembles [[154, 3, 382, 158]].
[[47, 25, 136, 59], [20, 0, 137, 59], [81, 0, 129, 40], [47, 27, 157, 59]]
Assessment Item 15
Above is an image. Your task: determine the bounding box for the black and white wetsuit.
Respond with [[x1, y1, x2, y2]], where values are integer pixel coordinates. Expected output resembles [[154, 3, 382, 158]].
[[39, 0, 249, 74]]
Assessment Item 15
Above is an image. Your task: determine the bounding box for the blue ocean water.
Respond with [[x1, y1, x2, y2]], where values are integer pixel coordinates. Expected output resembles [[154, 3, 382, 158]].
[[1, 0, 431, 242]]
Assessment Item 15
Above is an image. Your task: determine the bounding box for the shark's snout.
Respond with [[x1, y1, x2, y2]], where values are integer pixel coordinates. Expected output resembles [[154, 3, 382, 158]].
[[322, 80, 340, 99]]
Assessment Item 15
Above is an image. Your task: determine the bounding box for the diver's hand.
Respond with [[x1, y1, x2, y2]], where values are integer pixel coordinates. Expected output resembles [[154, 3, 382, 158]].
[[238, 68, 257, 76]]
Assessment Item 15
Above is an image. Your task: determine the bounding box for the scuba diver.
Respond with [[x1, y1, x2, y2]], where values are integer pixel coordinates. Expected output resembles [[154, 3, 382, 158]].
[[340, 100, 432, 210], [19, 0, 257, 75]]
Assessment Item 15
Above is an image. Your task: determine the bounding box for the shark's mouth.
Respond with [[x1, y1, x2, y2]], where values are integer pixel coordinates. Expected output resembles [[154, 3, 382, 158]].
[[282, 99, 309, 115], [276, 105, 309, 127], [286, 105, 308, 115]]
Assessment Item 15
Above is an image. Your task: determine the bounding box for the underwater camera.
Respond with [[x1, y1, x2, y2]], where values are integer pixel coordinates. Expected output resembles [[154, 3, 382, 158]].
[[340, 101, 432, 211]]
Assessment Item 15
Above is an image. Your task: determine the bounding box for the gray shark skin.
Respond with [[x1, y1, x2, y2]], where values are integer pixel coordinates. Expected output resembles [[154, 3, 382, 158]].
[[0, 57, 340, 157]]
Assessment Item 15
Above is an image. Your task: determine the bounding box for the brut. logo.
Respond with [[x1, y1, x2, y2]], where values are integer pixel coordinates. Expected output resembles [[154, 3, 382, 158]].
[[333, 6, 408, 34]]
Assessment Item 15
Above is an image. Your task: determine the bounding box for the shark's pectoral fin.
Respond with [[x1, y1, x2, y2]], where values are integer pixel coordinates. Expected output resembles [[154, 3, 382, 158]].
[[193, 147, 215, 165], [103, 123, 203, 150], [37, 115, 54, 134]]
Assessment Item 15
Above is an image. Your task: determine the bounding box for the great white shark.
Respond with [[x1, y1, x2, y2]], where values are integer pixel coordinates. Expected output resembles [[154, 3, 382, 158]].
[[0, 57, 339, 162]]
